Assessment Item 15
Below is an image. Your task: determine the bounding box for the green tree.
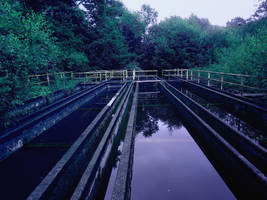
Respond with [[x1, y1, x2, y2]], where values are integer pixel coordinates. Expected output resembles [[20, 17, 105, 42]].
[[0, 0, 60, 128], [139, 4, 158, 27]]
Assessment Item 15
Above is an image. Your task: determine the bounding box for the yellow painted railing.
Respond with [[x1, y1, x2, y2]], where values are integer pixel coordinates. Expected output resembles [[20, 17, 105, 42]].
[[162, 69, 267, 96], [27, 68, 266, 96], [28, 70, 158, 85]]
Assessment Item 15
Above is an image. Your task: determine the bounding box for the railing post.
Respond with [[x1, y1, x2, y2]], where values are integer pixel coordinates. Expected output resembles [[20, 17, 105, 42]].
[[208, 72, 210, 86], [133, 70, 136, 80], [220, 75, 224, 90], [241, 77, 244, 96], [191, 70, 193, 81], [186, 70, 188, 80], [198, 71, 200, 84], [47, 74, 50, 85]]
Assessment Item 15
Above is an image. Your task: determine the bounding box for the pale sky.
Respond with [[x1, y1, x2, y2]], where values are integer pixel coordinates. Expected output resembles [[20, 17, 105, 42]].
[[121, 0, 258, 26]]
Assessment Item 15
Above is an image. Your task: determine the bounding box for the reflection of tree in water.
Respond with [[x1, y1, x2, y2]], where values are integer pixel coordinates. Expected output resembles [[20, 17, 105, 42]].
[[136, 94, 182, 137]]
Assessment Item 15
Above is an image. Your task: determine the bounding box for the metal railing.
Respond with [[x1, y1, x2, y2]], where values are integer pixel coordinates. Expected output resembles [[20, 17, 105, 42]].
[[27, 68, 266, 97], [28, 70, 158, 85], [162, 69, 267, 97]]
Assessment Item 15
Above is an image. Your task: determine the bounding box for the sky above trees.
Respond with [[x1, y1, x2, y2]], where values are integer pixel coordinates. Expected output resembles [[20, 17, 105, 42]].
[[122, 0, 257, 26]]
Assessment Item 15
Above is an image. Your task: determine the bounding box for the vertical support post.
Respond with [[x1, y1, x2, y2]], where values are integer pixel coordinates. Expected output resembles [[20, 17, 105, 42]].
[[133, 69, 136, 80], [208, 72, 210, 86], [186, 70, 188, 80], [198, 71, 200, 84], [241, 76, 244, 96], [47, 74, 50, 85], [191, 70, 193, 81], [220, 75, 224, 90]]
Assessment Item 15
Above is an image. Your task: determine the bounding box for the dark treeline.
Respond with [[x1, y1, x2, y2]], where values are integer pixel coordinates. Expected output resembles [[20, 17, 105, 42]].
[[0, 0, 266, 128]]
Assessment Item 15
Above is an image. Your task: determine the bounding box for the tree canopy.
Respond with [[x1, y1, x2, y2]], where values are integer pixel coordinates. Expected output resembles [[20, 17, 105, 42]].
[[0, 0, 266, 129]]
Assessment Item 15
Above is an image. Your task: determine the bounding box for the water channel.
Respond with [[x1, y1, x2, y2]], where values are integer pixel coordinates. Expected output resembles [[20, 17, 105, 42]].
[[131, 89, 236, 200], [100, 83, 237, 200], [0, 87, 119, 200]]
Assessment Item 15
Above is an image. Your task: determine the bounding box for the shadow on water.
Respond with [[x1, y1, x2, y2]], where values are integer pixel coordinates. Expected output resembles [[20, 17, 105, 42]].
[[0, 88, 119, 200]]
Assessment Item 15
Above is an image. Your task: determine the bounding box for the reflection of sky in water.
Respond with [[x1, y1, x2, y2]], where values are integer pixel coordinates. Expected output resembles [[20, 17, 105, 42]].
[[132, 118, 236, 200]]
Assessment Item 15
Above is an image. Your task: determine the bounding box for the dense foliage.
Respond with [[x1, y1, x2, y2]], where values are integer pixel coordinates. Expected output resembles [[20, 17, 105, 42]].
[[0, 0, 266, 129]]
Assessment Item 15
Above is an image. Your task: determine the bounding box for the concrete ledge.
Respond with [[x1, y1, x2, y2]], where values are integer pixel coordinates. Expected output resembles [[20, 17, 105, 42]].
[[27, 83, 128, 200], [0, 83, 108, 162], [164, 81, 267, 175], [180, 79, 267, 132], [71, 83, 134, 200], [112, 82, 139, 200], [160, 83, 267, 199]]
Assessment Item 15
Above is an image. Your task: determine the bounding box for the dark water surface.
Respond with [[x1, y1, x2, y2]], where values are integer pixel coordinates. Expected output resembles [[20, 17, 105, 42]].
[[0, 88, 118, 200], [170, 82, 266, 148], [131, 92, 236, 200]]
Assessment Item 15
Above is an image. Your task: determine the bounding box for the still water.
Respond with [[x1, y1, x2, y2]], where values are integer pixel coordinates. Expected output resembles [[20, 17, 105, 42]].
[[131, 92, 236, 200], [171, 83, 266, 147], [0, 88, 118, 200]]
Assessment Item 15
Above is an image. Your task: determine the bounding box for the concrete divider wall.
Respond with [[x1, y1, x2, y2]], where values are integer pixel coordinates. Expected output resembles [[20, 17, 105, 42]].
[[180, 80, 267, 132], [7, 96, 47, 120], [71, 83, 134, 200], [5, 82, 91, 126], [0, 86, 107, 162], [160, 83, 267, 199], [46, 89, 67, 104], [112, 83, 139, 200], [26, 83, 129, 200], [164, 82, 267, 175]]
